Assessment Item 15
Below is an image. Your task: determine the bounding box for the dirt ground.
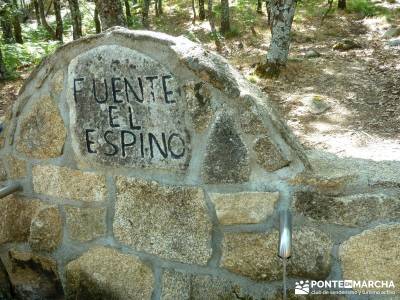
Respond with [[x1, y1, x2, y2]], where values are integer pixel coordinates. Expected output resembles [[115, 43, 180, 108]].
[[1, 1, 399, 161]]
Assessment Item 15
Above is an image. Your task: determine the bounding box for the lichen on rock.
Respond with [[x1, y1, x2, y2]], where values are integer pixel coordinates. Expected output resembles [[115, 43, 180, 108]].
[[16, 95, 66, 159]]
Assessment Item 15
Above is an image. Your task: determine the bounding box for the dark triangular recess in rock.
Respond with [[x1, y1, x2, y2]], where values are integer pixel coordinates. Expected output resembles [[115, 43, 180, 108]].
[[202, 113, 250, 184]]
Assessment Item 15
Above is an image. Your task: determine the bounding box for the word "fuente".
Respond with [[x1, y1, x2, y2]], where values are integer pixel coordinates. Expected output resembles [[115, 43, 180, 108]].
[[73, 74, 176, 104]]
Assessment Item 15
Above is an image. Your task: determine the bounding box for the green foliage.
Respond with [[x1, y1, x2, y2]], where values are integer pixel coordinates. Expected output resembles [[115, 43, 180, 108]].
[[209, 30, 223, 42], [246, 74, 259, 83], [234, 0, 257, 27], [79, 0, 99, 34], [296, 0, 329, 19], [1, 41, 59, 78], [224, 25, 241, 38], [346, 0, 378, 17], [346, 0, 398, 19], [128, 15, 144, 29]]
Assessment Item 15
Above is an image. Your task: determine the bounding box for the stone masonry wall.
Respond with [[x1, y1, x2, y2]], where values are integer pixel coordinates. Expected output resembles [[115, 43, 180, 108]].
[[0, 29, 399, 299]]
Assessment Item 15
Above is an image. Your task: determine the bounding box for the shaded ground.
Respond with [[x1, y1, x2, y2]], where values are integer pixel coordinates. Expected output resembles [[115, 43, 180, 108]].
[[1, 0, 399, 160], [258, 11, 400, 161]]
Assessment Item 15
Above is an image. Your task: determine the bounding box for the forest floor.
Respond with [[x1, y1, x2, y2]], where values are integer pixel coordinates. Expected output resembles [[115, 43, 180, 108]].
[[1, 0, 399, 161]]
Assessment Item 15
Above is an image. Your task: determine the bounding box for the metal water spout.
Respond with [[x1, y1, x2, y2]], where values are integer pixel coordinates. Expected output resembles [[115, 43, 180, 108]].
[[0, 182, 22, 199], [278, 209, 292, 259], [278, 209, 292, 300]]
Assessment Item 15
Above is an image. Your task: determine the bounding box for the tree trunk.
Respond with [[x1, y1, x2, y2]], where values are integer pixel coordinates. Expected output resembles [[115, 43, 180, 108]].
[[94, 6, 101, 33], [11, 0, 23, 43], [11, 14, 23, 43], [192, 0, 196, 24], [0, 48, 7, 80], [155, 0, 159, 17], [68, 0, 82, 40], [266, 0, 296, 73], [37, 0, 56, 39], [266, 0, 271, 26], [199, 0, 205, 20], [257, 0, 262, 14], [208, 0, 221, 51], [158, 0, 163, 15], [93, 0, 126, 30], [338, 0, 346, 9], [124, 0, 132, 24], [0, 13, 14, 43], [53, 0, 63, 41], [220, 0, 230, 34], [142, 0, 150, 28], [33, 0, 41, 25]]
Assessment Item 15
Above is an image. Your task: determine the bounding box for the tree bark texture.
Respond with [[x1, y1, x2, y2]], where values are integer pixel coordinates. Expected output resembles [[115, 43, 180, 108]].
[[68, 0, 82, 40], [0, 48, 7, 80], [38, 0, 56, 39], [266, 0, 271, 26], [11, 14, 23, 43], [33, 0, 41, 25], [257, 0, 262, 14], [208, 0, 221, 51], [53, 0, 63, 41], [267, 0, 296, 66], [11, 0, 23, 43], [155, 0, 159, 17], [158, 0, 163, 15], [124, 0, 132, 23], [94, 0, 126, 30], [94, 6, 101, 33], [142, 0, 150, 28], [220, 0, 230, 34], [338, 0, 346, 9], [192, 0, 196, 24], [0, 12, 15, 43], [199, 0, 205, 20]]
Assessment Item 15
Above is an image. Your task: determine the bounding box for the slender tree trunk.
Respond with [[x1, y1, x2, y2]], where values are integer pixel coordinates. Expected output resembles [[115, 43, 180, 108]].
[[94, 0, 126, 30], [257, 0, 262, 14], [68, 0, 82, 39], [45, 0, 54, 16], [192, 0, 196, 24], [0, 48, 7, 80], [220, 0, 230, 34], [208, 0, 221, 51], [266, 0, 271, 26], [124, 0, 132, 24], [53, 0, 63, 41], [158, 0, 163, 15], [11, 0, 23, 43], [155, 0, 159, 17], [0, 14, 15, 43], [266, 0, 296, 73], [199, 0, 205, 20], [38, 0, 56, 38], [33, 0, 41, 25], [94, 6, 101, 33], [11, 14, 23, 43], [338, 0, 346, 9], [142, 0, 150, 28]]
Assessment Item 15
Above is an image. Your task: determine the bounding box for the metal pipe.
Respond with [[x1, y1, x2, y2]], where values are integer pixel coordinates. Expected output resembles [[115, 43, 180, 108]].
[[0, 182, 22, 199], [278, 209, 292, 259]]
